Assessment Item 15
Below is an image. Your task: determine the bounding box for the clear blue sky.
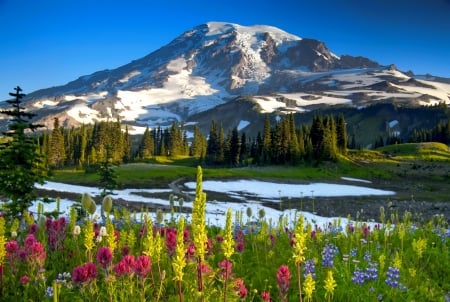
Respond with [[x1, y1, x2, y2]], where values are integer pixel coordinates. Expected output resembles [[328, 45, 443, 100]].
[[1, 0, 449, 98]]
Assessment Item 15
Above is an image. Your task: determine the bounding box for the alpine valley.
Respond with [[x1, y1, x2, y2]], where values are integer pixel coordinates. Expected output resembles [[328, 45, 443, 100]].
[[1, 22, 450, 147]]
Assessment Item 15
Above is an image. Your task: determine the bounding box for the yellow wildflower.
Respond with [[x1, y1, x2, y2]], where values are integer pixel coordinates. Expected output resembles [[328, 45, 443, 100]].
[[172, 216, 186, 282], [412, 238, 427, 259], [292, 215, 308, 265], [192, 166, 208, 262], [303, 273, 315, 302], [223, 208, 235, 259], [0, 216, 6, 265], [143, 215, 155, 258], [324, 270, 337, 301], [393, 251, 402, 269], [83, 219, 95, 262], [106, 216, 116, 255]]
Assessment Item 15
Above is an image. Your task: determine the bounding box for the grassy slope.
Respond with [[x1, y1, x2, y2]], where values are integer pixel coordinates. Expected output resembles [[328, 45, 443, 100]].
[[49, 143, 450, 202]]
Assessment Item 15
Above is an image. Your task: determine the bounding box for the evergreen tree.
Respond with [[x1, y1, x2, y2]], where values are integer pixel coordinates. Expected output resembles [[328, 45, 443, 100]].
[[323, 115, 337, 160], [310, 115, 325, 161], [48, 117, 66, 167], [0, 86, 48, 217], [122, 125, 132, 163], [262, 115, 271, 164], [239, 132, 248, 165], [336, 114, 348, 155], [229, 126, 240, 166], [139, 126, 154, 159], [206, 120, 219, 165], [191, 125, 206, 159], [98, 145, 118, 197]]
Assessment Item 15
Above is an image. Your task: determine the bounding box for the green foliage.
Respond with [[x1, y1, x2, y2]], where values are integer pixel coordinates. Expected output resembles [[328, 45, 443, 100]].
[[0, 87, 48, 217], [0, 197, 448, 301], [97, 145, 118, 197]]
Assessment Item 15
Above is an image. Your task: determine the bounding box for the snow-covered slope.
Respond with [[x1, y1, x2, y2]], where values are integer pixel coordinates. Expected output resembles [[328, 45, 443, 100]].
[[1, 22, 449, 132]]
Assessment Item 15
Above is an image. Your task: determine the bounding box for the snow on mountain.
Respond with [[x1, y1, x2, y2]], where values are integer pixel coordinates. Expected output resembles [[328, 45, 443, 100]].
[[1, 22, 449, 132]]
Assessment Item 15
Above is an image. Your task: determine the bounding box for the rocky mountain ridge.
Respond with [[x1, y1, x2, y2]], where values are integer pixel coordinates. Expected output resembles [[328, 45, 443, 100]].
[[1, 22, 449, 135]]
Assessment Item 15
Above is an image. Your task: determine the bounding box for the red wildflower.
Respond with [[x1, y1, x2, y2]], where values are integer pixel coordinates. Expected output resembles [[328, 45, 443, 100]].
[[72, 262, 97, 285], [165, 228, 177, 256], [96, 246, 113, 268], [186, 243, 196, 261], [236, 241, 245, 253], [261, 291, 271, 302], [276, 265, 292, 298], [20, 275, 30, 284], [114, 255, 135, 276], [135, 255, 151, 278], [200, 262, 212, 274], [5, 240, 19, 254], [183, 228, 190, 242], [219, 259, 233, 279], [234, 278, 248, 298]]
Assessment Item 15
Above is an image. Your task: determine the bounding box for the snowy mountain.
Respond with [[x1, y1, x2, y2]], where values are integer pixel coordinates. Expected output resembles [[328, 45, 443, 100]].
[[1, 22, 449, 134]]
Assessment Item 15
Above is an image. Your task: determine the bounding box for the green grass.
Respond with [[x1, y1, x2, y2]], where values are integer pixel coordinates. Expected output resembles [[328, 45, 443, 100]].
[[378, 142, 450, 160]]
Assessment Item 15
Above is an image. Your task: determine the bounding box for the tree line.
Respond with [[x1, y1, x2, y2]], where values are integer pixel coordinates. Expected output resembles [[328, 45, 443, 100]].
[[38, 113, 349, 168]]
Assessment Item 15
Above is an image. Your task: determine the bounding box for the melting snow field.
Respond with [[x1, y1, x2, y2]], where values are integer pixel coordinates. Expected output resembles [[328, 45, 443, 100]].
[[34, 179, 394, 230]]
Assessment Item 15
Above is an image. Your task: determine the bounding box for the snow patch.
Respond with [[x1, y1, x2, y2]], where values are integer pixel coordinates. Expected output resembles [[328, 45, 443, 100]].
[[237, 120, 250, 131]]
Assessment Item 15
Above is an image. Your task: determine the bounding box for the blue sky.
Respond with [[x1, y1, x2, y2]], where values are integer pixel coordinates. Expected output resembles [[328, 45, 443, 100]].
[[1, 0, 449, 98]]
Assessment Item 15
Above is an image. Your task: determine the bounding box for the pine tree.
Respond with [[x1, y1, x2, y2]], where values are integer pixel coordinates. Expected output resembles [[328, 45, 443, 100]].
[[139, 127, 154, 159], [336, 114, 348, 155], [48, 117, 66, 167], [0, 86, 48, 217], [310, 115, 325, 161], [229, 126, 240, 166], [98, 145, 118, 197], [191, 125, 206, 159], [262, 115, 271, 164]]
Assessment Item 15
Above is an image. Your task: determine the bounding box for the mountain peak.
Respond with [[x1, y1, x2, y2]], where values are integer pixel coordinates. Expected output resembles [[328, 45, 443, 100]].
[[3, 22, 446, 134]]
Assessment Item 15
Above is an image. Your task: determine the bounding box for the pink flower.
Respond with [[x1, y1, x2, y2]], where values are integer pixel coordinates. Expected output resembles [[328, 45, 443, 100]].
[[121, 246, 130, 256], [219, 259, 233, 279], [96, 246, 113, 268], [276, 265, 292, 298], [72, 262, 97, 285], [186, 243, 196, 261], [20, 275, 30, 284], [234, 278, 248, 299], [236, 241, 245, 253], [24, 234, 36, 248], [135, 255, 151, 278], [28, 224, 38, 235], [114, 255, 135, 276], [183, 228, 190, 242], [165, 228, 177, 256], [5, 240, 19, 254], [200, 262, 212, 274], [261, 291, 271, 302]]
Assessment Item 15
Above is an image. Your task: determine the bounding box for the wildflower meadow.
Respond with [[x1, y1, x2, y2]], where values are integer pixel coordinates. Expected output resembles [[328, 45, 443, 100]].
[[0, 166, 449, 301]]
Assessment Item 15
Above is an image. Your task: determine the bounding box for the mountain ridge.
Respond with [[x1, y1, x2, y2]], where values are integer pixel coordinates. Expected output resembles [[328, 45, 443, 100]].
[[1, 22, 449, 136]]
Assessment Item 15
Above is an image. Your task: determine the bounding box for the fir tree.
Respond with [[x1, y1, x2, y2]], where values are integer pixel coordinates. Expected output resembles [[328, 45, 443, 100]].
[[0, 86, 48, 217], [336, 114, 348, 155], [98, 145, 118, 197], [48, 117, 66, 167]]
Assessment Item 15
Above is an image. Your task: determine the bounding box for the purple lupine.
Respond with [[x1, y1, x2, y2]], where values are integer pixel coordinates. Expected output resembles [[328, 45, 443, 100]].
[[351, 268, 366, 285], [365, 262, 379, 281], [385, 266, 400, 288], [303, 259, 316, 279], [322, 243, 339, 267], [363, 251, 372, 262]]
